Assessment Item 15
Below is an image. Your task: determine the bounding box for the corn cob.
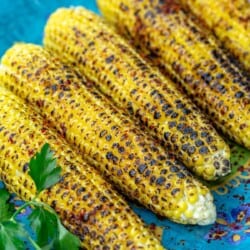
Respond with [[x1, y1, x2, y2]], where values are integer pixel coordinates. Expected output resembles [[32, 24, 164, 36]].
[[43, 7, 231, 181], [176, 0, 250, 71], [0, 44, 216, 225], [0, 86, 163, 249], [97, 0, 250, 150]]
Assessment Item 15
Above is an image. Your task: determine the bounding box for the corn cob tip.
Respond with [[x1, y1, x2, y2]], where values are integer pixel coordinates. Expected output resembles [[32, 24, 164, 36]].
[[187, 192, 216, 225], [204, 146, 231, 180]]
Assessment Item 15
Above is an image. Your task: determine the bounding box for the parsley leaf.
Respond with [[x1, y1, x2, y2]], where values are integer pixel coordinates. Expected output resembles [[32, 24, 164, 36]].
[[0, 143, 80, 249], [53, 218, 81, 250], [28, 143, 62, 194], [0, 189, 15, 222], [0, 221, 28, 250], [28, 206, 58, 247]]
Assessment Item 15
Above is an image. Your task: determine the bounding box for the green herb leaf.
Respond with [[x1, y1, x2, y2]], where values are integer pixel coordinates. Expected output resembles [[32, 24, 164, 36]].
[[28, 206, 58, 247], [0, 189, 15, 222], [53, 218, 81, 250], [28, 143, 62, 194], [0, 221, 28, 250]]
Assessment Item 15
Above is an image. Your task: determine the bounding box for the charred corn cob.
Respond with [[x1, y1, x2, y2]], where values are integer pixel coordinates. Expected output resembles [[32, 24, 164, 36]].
[[43, 7, 231, 181], [177, 0, 250, 71], [0, 86, 163, 249], [97, 0, 250, 150], [0, 44, 216, 225]]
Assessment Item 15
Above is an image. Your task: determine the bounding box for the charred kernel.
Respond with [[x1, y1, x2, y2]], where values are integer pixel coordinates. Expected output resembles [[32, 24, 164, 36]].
[[182, 108, 191, 115], [195, 140, 204, 147], [138, 164, 147, 174], [168, 121, 176, 128], [106, 135, 112, 141], [106, 152, 113, 160], [154, 111, 161, 119], [206, 136, 213, 143], [177, 172, 186, 179], [171, 112, 178, 118], [118, 146, 125, 153], [190, 131, 198, 140], [128, 153, 134, 160], [164, 132, 170, 140], [199, 146, 209, 154], [216, 73, 224, 79], [209, 64, 217, 70], [170, 165, 179, 172], [156, 176, 166, 185], [162, 104, 171, 111], [187, 146, 196, 154], [213, 161, 220, 169], [165, 109, 173, 116], [82, 194, 90, 201], [150, 159, 157, 166], [213, 83, 225, 93], [201, 131, 208, 138], [117, 169, 123, 176], [235, 91, 244, 98], [129, 169, 136, 177], [150, 175, 156, 184], [183, 126, 193, 134], [77, 187, 86, 195], [144, 169, 151, 177], [22, 163, 29, 172], [170, 135, 177, 143], [229, 113, 234, 119], [112, 155, 119, 164], [201, 73, 212, 83], [171, 188, 180, 196], [160, 169, 167, 174], [150, 89, 157, 96], [144, 10, 155, 19], [51, 84, 57, 92], [181, 143, 189, 152], [99, 130, 107, 137], [58, 91, 64, 99], [177, 123, 185, 131], [105, 55, 115, 63], [176, 103, 185, 109], [222, 166, 229, 173], [130, 89, 137, 95], [135, 177, 140, 184], [223, 159, 230, 167]]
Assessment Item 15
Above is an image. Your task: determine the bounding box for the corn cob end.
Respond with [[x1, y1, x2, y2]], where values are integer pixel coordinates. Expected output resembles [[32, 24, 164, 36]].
[[185, 192, 216, 225]]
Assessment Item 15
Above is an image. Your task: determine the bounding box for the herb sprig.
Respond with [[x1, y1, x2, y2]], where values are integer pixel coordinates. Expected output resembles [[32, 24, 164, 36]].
[[0, 143, 81, 250]]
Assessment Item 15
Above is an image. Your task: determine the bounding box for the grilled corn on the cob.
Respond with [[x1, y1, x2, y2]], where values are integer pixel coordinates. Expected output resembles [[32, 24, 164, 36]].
[[97, 0, 250, 150], [44, 7, 231, 181], [0, 86, 163, 249], [178, 0, 250, 71], [0, 43, 216, 225]]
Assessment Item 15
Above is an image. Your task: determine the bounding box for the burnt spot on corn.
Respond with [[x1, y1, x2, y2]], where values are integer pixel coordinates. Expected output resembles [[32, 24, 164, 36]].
[[129, 169, 136, 177], [105, 55, 115, 64]]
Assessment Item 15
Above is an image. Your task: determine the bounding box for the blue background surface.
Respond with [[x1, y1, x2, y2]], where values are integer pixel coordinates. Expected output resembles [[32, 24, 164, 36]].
[[0, 1, 250, 249]]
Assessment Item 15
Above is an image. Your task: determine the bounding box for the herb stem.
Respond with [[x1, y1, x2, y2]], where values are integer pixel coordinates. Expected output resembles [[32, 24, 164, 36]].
[[27, 235, 41, 250]]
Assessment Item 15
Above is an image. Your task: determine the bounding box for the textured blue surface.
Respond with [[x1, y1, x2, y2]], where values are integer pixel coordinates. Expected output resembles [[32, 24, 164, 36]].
[[0, 1, 250, 250]]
